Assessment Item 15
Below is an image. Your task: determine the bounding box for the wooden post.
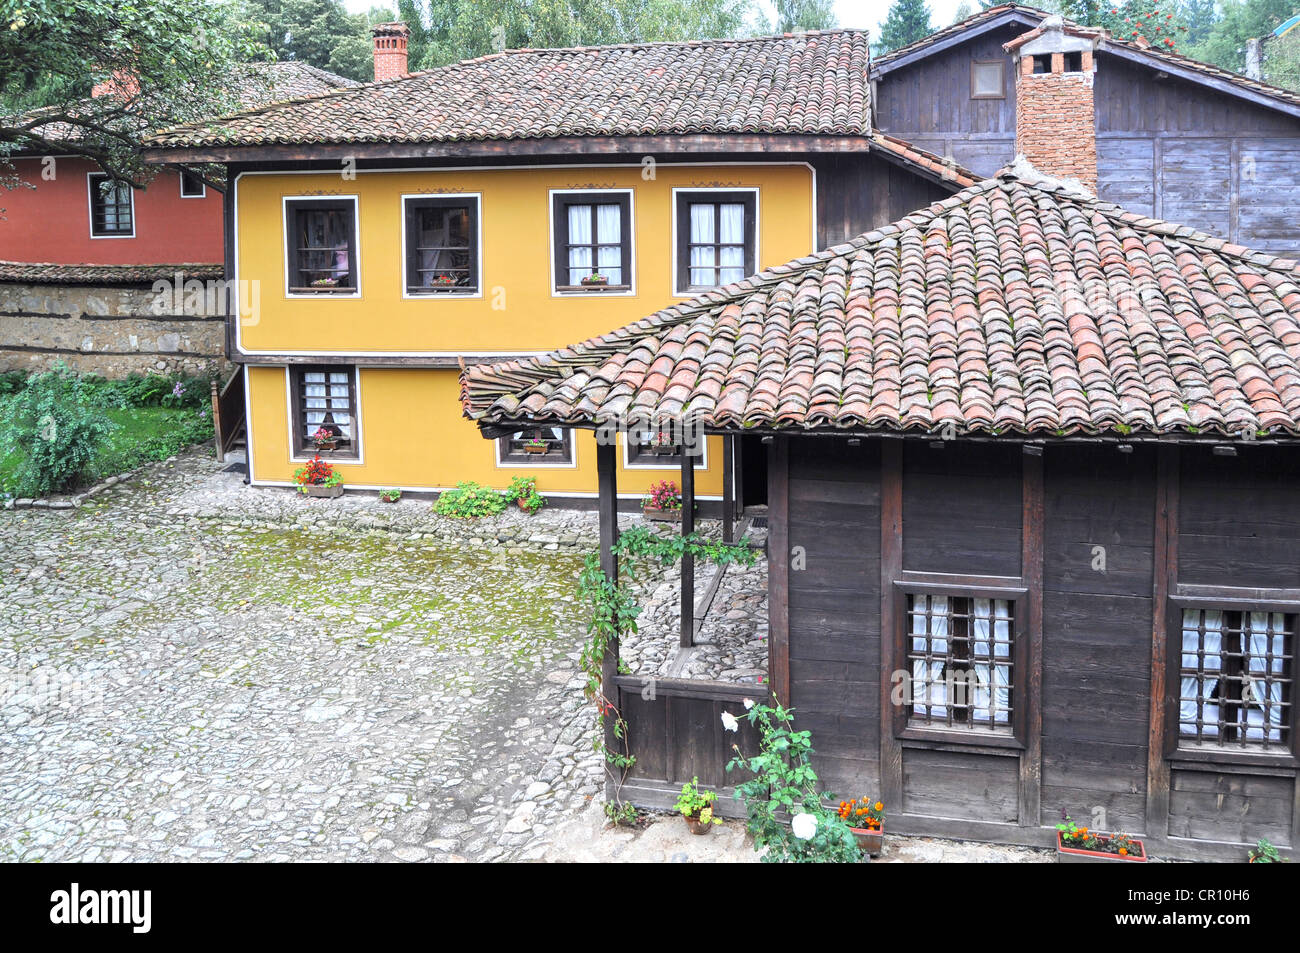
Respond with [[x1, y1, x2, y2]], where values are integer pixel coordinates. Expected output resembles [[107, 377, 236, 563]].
[[1145, 445, 1177, 846], [597, 440, 620, 800], [722, 434, 735, 544], [680, 448, 695, 647], [768, 436, 791, 706], [879, 439, 904, 809], [1018, 447, 1045, 828], [210, 378, 223, 462]]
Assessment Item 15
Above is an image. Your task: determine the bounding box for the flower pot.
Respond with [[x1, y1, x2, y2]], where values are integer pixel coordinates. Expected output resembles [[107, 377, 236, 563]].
[[684, 813, 713, 835], [304, 484, 344, 498], [849, 824, 884, 857], [581, 277, 608, 287], [523, 444, 550, 454], [642, 505, 682, 522], [314, 441, 338, 452], [517, 498, 532, 512], [1056, 831, 1147, 863]]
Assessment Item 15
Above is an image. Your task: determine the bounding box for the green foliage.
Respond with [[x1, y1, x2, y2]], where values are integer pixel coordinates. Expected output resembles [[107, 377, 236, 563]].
[[1265, 23, 1300, 91], [1249, 837, 1287, 862], [725, 698, 862, 862], [240, 0, 396, 82], [0, 370, 28, 395], [577, 525, 757, 818], [875, 0, 934, 54], [0, 363, 115, 496], [379, 487, 402, 502], [772, 0, 836, 33], [432, 480, 508, 518], [503, 475, 546, 514], [1, 0, 271, 183], [675, 776, 721, 823], [1187, 0, 1295, 71]]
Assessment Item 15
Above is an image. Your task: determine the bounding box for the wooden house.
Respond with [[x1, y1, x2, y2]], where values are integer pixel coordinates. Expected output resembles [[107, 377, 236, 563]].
[[462, 162, 1300, 861], [872, 4, 1300, 258]]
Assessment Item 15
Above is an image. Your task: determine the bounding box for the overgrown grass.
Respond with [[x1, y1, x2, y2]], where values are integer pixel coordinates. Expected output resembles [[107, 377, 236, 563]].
[[0, 369, 216, 498]]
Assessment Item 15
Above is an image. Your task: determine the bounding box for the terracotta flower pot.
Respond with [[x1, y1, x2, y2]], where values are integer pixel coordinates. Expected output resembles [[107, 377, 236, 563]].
[[304, 484, 344, 498], [684, 812, 713, 835], [314, 440, 338, 452], [1056, 831, 1147, 863], [523, 444, 549, 454], [517, 498, 531, 512], [849, 824, 884, 857]]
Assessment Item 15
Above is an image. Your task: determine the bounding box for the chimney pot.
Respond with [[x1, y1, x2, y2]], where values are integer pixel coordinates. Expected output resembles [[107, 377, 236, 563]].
[[372, 21, 410, 83]]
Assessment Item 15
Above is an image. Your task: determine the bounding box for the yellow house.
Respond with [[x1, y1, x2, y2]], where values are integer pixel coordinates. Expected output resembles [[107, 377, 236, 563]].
[[144, 26, 967, 509]]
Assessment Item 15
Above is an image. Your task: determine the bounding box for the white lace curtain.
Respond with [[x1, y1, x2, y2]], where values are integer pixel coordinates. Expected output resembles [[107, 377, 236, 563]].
[[567, 204, 622, 284], [1181, 609, 1286, 742], [910, 595, 1012, 725], [688, 202, 745, 287], [303, 370, 352, 441]]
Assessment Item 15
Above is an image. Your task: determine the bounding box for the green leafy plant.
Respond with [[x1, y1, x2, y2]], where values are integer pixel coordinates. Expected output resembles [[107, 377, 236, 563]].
[[0, 363, 116, 497], [725, 698, 862, 863], [503, 476, 546, 514], [1056, 813, 1143, 858], [675, 777, 721, 825], [293, 456, 343, 493], [1249, 838, 1287, 863], [378, 488, 402, 503], [577, 525, 757, 821], [432, 481, 508, 518]]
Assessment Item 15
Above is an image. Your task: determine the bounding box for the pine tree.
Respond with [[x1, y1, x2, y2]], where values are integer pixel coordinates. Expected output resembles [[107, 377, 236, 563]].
[[876, 0, 934, 53]]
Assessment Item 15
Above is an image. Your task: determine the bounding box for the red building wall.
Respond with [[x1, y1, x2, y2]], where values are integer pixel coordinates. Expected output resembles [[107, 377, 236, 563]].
[[0, 157, 224, 265]]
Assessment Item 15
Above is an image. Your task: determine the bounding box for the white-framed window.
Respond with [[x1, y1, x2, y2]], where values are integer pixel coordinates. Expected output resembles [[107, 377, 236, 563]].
[[496, 425, 576, 467], [179, 170, 206, 198], [287, 365, 361, 461], [550, 189, 635, 295], [402, 193, 482, 296], [673, 188, 757, 295], [88, 172, 135, 238], [283, 195, 360, 297]]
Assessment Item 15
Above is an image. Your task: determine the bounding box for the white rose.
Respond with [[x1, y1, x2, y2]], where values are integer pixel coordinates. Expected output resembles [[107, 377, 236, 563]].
[[791, 812, 818, 841], [743, 698, 754, 710], [720, 711, 739, 732]]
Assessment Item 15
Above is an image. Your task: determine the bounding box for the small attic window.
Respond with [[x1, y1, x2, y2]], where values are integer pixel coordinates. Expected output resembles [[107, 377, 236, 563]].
[[1032, 54, 1052, 74], [1063, 51, 1083, 72], [971, 60, 1005, 99]]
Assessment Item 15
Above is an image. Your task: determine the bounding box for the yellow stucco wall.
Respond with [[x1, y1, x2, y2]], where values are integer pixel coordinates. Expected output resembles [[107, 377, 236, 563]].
[[238, 162, 813, 493], [233, 163, 814, 353], [247, 365, 725, 497]]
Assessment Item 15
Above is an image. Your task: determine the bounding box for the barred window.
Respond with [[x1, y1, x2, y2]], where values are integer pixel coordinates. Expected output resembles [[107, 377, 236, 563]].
[[292, 366, 358, 457], [89, 173, 133, 236], [498, 426, 572, 465], [1179, 609, 1293, 750], [907, 594, 1014, 731], [286, 200, 357, 293], [404, 196, 478, 294]]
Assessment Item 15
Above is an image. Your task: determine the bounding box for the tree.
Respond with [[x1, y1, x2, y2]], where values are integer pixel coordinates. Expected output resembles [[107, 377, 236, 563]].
[[773, 0, 837, 33], [1188, 0, 1296, 72], [1179, 0, 1219, 47], [1264, 21, 1300, 89], [240, 0, 394, 81], [952, 2, 975, 24], [0, 0, 269, 186], [876, 0, 934, 54]]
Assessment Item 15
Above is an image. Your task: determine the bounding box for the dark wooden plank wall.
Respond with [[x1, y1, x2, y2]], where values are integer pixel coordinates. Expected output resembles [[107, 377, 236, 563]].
[[876, 35, 1300, 255], [785, 438, 882, 796], [809, 153, 952, 250], [775, 438, 1298, 858], [874, 28, 1021, 177]]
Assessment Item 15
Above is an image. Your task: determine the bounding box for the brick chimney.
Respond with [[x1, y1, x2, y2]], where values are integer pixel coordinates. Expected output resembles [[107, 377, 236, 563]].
[[372, 22, 410, 82], [91, 69, 140, 100], [1004, 16, 1102, 193]]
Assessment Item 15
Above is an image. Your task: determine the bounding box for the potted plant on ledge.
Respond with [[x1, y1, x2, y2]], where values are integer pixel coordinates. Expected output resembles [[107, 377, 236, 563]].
[[1055, 815, 1147, 863], [675, 777, 721, 835], [312, 426, 339, 451], [580, 273, 609, 288], [837, 797, 885, 856], [641, 480, 682, 522], [294, 456, 345, 498], [523, 436, 550, 454], [504, 476, 546, 514]]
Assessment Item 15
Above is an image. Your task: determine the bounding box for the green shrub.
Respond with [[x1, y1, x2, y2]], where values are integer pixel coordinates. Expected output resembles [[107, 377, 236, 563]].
[[94, 372, 213, 410], [432, 481, 507, 519], [503, 476, 546, 514], [0, 363, 116, 496], [0, 370, 29, 396]]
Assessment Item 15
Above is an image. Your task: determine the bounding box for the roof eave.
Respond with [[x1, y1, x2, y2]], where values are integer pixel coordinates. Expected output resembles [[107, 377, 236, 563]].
[[869, 9, 1044, 79]]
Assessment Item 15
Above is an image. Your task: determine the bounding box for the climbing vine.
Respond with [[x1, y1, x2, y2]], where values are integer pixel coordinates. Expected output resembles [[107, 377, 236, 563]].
[[577, 524, 758, 823]]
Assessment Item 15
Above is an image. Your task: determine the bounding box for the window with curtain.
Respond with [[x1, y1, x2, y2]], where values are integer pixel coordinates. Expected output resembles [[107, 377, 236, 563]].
[[906, 593, 1014, 731], [292, 366, 358, 457], [286, 200, 357, 293], [498, 426, 573, 464], [404, 196, 478, 293], [552, 192, 631, 291], [1179, 608, 1293, 750], [675, 190, 756, 294], [89, 173, 133, 236]]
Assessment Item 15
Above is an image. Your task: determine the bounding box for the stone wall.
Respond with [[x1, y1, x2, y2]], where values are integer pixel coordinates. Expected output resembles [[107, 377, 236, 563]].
[[0, 279, 230, 378]]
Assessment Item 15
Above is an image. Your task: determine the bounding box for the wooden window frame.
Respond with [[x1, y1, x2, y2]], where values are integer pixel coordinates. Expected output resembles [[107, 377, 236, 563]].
[[289, 364, 360, 461], [284, 197, 359, 296], [970, 59, 1006, 100], [402, 194, 481, 296], [892, 579, 1029, 750], [497, 426, 574, 466], [87, 172, 134, 238], [1166, 594, 1298, 768], [623, 428, 707, 470], [673, 189, 757, 295], [551, 190, 633, 294], [179, 170, 206, 198]]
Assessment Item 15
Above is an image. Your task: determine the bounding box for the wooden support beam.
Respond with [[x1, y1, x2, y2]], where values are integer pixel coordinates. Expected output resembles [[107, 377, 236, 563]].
[[596, 440, 620, 801], [722, 434, 735, 545], [879, 440, 904, 809], [680, 450, 695, 648], [768, 436, 791, 707], [1018, 449, 1045, 828], [1145, 445, 1178, 845]]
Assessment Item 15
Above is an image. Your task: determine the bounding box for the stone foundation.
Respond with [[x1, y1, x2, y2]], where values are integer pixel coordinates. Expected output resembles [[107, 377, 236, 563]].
[[0, 279, 229, 378]]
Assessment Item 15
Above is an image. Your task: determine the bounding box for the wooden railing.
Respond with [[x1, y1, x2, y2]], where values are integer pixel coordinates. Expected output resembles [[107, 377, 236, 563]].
[[210, 368, 245, 462]]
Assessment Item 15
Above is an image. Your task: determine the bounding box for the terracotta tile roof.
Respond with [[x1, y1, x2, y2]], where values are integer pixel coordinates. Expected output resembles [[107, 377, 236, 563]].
[[0, 261, 224, 284], [872, 3, 1300, 114], [870, 132, 978, 188], [462, 168, 1300, 440], [146, 32, 872, 149]]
